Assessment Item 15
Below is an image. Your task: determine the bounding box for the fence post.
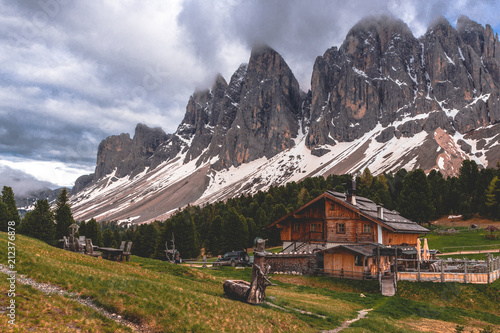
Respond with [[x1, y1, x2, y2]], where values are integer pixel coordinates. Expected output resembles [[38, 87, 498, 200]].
[[441, 259, 445, 283], [417, 259, 421, 282], [393, 258, 397, 294], [377, 246, 381, 290], [463, 258, 467, 283], [487, 253, 491, 284]]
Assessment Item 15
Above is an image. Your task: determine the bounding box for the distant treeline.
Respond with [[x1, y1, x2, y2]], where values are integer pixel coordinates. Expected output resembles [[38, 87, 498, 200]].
[[93, 160, 500, 260], [3, 160, 500, 260]]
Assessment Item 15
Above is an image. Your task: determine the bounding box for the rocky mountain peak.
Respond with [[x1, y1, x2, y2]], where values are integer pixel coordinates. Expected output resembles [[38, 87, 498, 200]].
[[456, 15, 484, 35], [212, 44, 302, 169], [71, 15, 500, 224]]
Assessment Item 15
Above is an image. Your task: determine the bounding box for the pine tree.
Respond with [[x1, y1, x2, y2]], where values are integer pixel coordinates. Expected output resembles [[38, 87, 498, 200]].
[[158, 211, 200, 259], [427, 170, 448, 218], [399, 169, 436, 223], [485, 176, 500, 219], [207, 215, 222, 255], [54, 188, 75, 240], [103, 228, 114, 247], [86, 218, 103, 246], [113, 228, 121, 246], [0, 200, 9, 232], [458, 160, 480, 216], [135, 223, 160, 258], [78, 220, 87, 237], [20, 199, 55, 244], [220, 207, 248, 253], [1, 186, 20, 227]]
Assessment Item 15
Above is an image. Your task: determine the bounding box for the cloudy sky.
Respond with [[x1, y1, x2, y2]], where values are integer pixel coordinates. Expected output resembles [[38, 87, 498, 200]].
[[1, 0, 499, 196]]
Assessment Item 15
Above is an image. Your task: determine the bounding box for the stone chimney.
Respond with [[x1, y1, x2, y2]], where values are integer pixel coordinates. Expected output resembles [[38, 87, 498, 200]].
[[377, 206, 384, 220], [346, 179, 356, 205]]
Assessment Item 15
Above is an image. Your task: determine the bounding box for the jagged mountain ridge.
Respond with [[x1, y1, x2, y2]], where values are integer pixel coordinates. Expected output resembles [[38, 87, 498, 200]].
[[70, 15, 500, 224]]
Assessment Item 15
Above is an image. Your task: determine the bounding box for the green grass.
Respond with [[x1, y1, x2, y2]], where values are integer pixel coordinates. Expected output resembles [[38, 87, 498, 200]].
[[0, 276, 129, 332], [1, 232, 500, 332], [427, 228, 500, 253]]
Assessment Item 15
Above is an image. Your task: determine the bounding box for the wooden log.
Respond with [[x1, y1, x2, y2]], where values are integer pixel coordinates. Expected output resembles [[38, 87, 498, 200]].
[[223, 280, 251, 302]]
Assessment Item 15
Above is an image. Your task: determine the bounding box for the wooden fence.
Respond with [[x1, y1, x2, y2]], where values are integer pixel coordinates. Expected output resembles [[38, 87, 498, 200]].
[[397, 255, 500, 284], [321, 269, 373, 280]]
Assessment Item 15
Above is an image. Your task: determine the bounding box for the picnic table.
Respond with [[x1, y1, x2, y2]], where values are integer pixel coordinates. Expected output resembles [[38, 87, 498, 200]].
[[99, 247, 124, 261]]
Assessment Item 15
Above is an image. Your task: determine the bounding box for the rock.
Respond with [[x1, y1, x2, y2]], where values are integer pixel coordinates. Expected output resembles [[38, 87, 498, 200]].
[[375, 126, 396, 143], [214, 44, 302, 169], [311, 147, 331, 157], [457, 139, 472, 153]]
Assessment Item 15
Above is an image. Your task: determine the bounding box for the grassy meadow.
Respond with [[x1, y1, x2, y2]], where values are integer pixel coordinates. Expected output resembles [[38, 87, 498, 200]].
[[1, 232, 500, 332], [426, 226, 500, 253]]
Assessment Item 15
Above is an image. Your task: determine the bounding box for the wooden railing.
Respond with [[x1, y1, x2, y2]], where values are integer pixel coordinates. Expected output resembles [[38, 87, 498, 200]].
[[282, 231, 324, 253], [320, 269, 372, 280], [396, 256, 500, 284]]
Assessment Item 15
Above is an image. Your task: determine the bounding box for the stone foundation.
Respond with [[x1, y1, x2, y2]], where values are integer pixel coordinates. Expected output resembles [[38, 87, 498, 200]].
[[265, 252, 318, 275]]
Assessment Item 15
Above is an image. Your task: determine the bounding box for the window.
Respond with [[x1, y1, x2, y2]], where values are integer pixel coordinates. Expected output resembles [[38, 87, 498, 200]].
[[293, 223, 300, 232], [311, 223, 316, 231], [329, 203, 335, 211], [337, 223, 345, 234], [355, 255, 367, 267], [363, 224, 371, 234]]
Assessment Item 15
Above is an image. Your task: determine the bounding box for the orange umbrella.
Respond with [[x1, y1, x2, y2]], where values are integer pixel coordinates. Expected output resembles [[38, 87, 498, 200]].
[[416, 238, 422, 262]]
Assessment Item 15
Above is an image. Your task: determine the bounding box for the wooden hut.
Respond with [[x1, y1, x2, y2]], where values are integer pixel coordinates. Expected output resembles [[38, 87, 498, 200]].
[[268, 191, 429, 278]]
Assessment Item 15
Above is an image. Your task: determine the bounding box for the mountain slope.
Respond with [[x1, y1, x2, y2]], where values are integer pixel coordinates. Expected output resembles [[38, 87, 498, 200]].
[[70, 15, 500, 224]]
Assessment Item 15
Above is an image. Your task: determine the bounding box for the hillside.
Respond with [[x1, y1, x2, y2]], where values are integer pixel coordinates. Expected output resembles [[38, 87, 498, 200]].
[[1, 232, 500, 332], [69, 14, 500, 224]]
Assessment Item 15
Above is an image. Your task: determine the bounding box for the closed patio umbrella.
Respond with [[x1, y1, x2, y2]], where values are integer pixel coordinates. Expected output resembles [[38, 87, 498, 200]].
[[423, 238, 430, 261], [416, 238, 421, 262]]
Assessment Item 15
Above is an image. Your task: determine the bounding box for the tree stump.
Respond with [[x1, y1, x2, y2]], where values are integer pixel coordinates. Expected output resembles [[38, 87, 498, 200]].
[[223, 238, 272, 305]]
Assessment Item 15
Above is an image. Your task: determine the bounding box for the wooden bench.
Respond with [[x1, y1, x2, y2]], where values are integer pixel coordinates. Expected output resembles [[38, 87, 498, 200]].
[[85, 239, 101, 257], [121, 241, 133, 262]]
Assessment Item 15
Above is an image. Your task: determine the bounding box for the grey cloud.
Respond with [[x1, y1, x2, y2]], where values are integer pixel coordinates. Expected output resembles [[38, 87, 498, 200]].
[[178, 0, 500, 89], [0, 165, 56, 196], [1, 0, 499, 188]]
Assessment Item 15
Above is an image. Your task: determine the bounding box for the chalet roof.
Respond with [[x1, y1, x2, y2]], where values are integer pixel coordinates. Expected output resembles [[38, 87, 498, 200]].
[[322, 244, 378, 257], [326, 191, 429, 234], [269, 190, 429, 234]]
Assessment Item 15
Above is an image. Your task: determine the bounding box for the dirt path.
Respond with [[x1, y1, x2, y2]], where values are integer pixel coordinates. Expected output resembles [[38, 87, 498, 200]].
[[0, 264, 146, 332], [322, 308, 373, 333]]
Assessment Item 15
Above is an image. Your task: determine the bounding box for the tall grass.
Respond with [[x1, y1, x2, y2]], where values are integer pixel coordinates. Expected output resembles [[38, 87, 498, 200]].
[[1, 232, 499, 332]]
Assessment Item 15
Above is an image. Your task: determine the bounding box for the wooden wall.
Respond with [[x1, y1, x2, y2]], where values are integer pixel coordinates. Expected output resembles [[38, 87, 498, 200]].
[[280, 224, 292, 242], [383, 231, 419, 246], [277, 196, 421, 246], [324, 250, 366, 274], [325, 219, 378, 243]]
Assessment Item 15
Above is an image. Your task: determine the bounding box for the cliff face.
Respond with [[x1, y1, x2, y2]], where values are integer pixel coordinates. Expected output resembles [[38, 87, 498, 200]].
[[214, 45, 302, 169], [94, 124, 168, 179], [307, 15, 500, 154], [73, 123, 169, 194], [71, 15, 500, 223]]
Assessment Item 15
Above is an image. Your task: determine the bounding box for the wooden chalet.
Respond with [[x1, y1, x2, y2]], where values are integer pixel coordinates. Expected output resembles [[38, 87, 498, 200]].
[[269, 190, 430, 279]]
